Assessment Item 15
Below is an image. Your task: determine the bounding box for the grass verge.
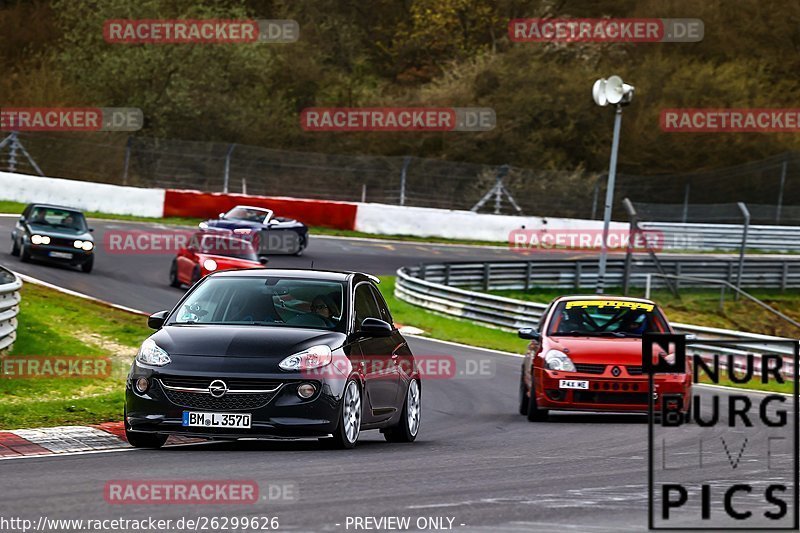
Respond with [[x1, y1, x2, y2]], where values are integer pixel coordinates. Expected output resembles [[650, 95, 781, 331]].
[[377, 276, 525, 354], [1, 283, 150, 429]]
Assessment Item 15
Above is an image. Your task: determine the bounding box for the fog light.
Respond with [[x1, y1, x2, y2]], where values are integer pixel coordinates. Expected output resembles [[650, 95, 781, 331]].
[[297, 383, 316, 399], [135, 377, 149, 394]]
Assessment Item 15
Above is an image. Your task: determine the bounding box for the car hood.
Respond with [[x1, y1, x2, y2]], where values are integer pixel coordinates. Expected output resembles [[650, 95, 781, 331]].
[[547, 336, 644, 365], [26, 223, 92, 240], [151, 325, 346, 358]]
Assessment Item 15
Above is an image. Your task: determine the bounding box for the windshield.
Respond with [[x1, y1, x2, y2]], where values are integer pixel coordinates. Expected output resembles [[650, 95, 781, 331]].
[[224, 207, 272, 223], [28, 207, 87, 232], [168, 276, 346, 330], [197, 233, 258, 261], [547, 300, 667, 337]]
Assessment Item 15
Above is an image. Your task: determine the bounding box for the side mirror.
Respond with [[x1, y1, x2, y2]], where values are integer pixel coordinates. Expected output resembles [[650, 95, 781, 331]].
[[218, 212, 225, 219], [358, 317, 393, 337], [518, 327, 540, 340], [89, 228, 95, 232], [258, 257, 269, 265], [147, 310, 170, 330]]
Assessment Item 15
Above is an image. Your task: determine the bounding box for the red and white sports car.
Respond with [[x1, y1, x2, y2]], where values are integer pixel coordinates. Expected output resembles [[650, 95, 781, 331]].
[[518, 295, 691, 421], [169, 231, 266, 287]]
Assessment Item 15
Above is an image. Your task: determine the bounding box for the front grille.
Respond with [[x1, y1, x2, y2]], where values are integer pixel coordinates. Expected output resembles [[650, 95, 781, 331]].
[[574, 363, 606, 374], [160, 376, 283, 390], [161, 386, 279, 410], [626, 366, 643, 375], [573, 391, 649, 405], [157, 376, 283, 410]]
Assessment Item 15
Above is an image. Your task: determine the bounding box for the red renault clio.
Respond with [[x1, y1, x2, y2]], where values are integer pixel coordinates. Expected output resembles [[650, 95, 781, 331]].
[[517, 295, 691, 421], [169, 231, 266, 287]]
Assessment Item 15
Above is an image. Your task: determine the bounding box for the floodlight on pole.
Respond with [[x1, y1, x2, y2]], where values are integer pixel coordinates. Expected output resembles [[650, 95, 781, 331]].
[[593, 75, 634, 294]]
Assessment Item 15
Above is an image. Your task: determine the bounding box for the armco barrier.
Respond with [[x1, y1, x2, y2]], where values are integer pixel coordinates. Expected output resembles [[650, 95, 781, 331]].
[[408, 257, 800, 290], [163, 189, 358, 230], [643, 221, 800, 252], [396, 263, 797, 378], [0, 266, 22, 352]]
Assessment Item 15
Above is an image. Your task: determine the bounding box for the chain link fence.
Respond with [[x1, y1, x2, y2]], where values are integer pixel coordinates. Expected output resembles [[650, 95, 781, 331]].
[[3, 131, 800, 223]]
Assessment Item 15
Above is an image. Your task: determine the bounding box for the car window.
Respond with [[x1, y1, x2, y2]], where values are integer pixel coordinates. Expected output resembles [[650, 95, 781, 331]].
[[169, 276, 346, 331], [547, 300, 667, 337], [224, 207, 273, 223], [354, 283, 381, 328], [369, 285, 393, 325], [197, 233, 258, 261], [28, 207, 87, 232]]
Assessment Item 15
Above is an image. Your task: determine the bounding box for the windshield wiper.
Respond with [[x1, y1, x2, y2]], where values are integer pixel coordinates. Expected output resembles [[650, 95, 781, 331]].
[[597, 331, 642, 338]]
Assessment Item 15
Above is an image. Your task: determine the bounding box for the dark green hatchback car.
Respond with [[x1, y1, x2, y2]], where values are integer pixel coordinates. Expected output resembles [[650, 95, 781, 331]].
[[11, 203, 95, 273]]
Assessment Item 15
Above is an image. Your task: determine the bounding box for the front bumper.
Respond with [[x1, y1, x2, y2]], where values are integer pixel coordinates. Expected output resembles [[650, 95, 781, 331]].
[[28, 243, 93, 265], [125, 368, 347, 439], [536, 368, 691, 413]]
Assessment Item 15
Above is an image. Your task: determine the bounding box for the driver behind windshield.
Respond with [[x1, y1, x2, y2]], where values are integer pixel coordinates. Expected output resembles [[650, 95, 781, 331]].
[[551, 301, 658, 336], [311, 294, 339, 327]]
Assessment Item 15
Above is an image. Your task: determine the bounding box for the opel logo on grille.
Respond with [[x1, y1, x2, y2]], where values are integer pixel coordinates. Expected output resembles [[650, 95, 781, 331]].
[[611, 366, 621, 377], [208, 379, 228, 398]]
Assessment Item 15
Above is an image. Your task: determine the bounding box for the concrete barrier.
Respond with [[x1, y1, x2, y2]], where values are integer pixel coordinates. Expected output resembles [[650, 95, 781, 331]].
[[0, 172, 165, 217], [354, 202, 627, 242]]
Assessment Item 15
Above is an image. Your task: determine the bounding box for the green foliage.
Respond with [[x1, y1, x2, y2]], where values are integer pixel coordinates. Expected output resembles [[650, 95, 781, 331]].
[[2, 0, 800, 172]]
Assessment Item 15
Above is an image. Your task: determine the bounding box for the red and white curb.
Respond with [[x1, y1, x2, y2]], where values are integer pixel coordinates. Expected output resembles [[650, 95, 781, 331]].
[[0, 422, 201, 459]]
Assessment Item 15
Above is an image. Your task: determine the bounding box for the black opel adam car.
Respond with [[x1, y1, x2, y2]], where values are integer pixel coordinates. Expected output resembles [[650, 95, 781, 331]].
[[125, 269, 421, 449], [11, 203, 95, 273]]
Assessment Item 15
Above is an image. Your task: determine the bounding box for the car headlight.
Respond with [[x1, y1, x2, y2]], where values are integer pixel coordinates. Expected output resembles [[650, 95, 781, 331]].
[[203, 259, 217, 271], [82, 241, 93, 251], [544, 349, 576, 372], [74, 240, 83, 248], [136, 338, 171, 367], [31, 234, 49, 245], [279, 345, 332, 371], [198, 222, 209, 229]]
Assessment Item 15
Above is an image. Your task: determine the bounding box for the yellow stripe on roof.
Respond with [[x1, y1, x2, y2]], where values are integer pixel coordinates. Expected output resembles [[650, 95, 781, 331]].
[[565, 300, 654, 312]]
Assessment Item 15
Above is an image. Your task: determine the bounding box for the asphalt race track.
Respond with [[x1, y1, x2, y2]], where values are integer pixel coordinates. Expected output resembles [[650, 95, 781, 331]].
[[0, 216, 795, 532]]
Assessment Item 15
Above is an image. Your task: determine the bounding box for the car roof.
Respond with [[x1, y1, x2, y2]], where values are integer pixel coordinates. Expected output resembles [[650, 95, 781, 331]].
[[210, 268, 379, 283], [553, 294, 658, 306], [27, 203, 84, 213]]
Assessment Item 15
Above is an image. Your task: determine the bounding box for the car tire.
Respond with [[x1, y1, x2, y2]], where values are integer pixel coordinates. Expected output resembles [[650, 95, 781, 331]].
[[169, 260, 181, 287], [518, 373, 530, 415], [330, 379, 362, 449], [80, 256, 93, 273], [526, 375, 548, 422], [124, 410, 167, 448], [190, 265, 201, 285], [11, 238, 20, 257], [384, 379, 421, 443], [20, 243, 31, 263]]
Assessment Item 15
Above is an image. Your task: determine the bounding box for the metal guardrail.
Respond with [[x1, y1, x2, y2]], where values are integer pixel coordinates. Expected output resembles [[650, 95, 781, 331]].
[[407, 257, 800, 290], [0, 266, 22, 352], [396, 264, 797, 379], [641, 221, 800, 253]]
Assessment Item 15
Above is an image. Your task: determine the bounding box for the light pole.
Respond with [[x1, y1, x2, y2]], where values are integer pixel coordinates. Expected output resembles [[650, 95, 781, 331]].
[[592, 75, 634, 294]]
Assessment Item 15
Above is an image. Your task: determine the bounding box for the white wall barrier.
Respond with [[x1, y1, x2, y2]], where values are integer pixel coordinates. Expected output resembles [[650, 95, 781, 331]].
[[354, 203, 627, 242], [0, 172, 165, 218]]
